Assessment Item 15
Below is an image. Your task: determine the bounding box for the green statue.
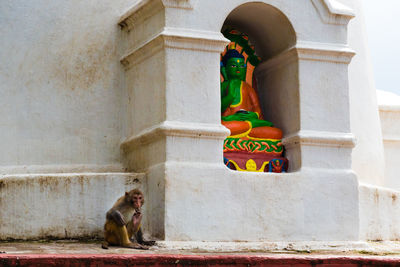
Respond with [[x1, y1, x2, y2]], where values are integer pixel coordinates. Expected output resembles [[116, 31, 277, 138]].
[[221, 49, 281, 139]]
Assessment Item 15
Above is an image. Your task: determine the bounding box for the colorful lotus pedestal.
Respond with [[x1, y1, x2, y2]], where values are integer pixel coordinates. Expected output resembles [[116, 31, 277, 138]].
[[223, 137, 288, 172]]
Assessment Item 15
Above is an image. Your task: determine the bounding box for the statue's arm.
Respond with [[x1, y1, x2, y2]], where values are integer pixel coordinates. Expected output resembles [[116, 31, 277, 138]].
[[221, 81, 234, 113], [247, 84, 264, 120]]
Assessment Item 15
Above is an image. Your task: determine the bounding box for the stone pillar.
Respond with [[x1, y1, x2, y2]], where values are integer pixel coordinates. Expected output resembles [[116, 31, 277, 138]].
[[119, 0, 360, 242], [119, 0, 230, 238]]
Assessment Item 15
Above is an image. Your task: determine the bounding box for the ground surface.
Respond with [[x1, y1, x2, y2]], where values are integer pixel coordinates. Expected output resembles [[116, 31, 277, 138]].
[[2, 241, 400, 266], [2, 240, 400, 256]]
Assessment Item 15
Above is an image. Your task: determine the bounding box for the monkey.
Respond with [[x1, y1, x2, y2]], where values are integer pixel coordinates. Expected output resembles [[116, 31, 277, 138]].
[[101, 188, 156, 249]]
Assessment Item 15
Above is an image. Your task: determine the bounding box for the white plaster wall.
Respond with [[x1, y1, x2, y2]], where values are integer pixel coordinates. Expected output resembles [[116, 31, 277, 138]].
[[0, 173, 145, 240], [368, 92, 400, 240], [1, 0, 381, 242], [377, 90, 400, 190], [163, 163, 359, 241], [359, 184, 400, 241], [337, 0, 385, 186], [0, 0, 140, 173]]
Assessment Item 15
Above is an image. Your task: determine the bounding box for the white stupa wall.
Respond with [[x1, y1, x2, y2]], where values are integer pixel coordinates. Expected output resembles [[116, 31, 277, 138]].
[[0, 1, 142, 174], [341, 0, 400, 240], [338, 0, 385, 187], [0, 0, 400, 242], [0, 0, 143, 240]]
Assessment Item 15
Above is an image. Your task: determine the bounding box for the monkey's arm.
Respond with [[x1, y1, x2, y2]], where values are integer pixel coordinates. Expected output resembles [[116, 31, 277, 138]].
[[136, 228, 156, 246], [106, 210, 126, 227]]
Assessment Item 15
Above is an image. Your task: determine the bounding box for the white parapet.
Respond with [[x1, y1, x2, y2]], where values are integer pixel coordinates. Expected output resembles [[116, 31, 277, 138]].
[[377, 90, 400, 190], [359, 183, 400, 241]]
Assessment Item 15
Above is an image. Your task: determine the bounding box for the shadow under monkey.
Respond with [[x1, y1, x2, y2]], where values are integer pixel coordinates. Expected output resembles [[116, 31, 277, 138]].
[[102, 188, 156, 249]]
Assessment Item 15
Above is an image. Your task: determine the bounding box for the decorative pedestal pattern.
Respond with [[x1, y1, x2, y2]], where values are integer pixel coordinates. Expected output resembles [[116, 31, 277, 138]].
[[223, 137, 288, 172]]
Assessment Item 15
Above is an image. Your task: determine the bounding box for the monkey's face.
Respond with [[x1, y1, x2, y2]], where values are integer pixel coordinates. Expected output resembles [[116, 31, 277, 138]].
[[131, 193, 143, 212]]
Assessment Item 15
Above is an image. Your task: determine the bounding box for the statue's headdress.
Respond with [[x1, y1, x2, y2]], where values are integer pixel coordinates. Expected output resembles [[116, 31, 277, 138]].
[[221, 49, 244, 67]]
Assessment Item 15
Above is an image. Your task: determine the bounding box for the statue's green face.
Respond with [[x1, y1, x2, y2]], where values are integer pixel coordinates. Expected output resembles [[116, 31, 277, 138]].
[[226, 57, 246, 81]]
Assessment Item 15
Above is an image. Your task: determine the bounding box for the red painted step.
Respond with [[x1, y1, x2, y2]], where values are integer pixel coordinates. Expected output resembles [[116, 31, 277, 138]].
[[1, 254, 400, 267]]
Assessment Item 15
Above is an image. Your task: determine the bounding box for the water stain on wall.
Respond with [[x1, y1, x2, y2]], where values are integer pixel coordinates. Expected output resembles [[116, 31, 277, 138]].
[[51, 35, 117, 91]]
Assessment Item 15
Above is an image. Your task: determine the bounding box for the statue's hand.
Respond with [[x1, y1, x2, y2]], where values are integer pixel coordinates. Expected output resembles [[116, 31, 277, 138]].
[[221, 81, 235, 112], [222, 114, 237, 121], [237, 113, 250, 121]]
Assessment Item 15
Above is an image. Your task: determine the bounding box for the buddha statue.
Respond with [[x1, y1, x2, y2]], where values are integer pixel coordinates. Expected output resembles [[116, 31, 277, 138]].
[[221, 48, 288, 172], [221, 49, 282, 140]]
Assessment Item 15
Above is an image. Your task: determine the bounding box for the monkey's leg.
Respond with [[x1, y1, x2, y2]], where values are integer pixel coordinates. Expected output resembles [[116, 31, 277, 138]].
[[113, 223, 148, 249], [105, 221, 133, 247], [103, 221, 120, 247], [126, 220, 149, 249]]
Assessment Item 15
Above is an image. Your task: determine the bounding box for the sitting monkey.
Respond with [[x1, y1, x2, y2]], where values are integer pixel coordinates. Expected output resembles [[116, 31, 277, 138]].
[[102, 188, 155, 249]]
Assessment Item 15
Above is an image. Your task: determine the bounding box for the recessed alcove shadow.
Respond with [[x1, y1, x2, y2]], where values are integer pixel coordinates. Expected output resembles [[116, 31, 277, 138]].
[[221, 2, 300, 171]]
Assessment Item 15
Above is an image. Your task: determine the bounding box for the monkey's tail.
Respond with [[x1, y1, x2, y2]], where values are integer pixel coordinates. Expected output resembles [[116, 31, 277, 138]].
[[101, 241, 109, 249]]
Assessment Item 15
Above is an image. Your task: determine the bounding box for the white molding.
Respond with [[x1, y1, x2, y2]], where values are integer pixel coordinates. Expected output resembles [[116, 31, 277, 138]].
[[283, 130, 356, 148], [256, 41, 355, 76], [323, 0, 355, 17], [379, 105, 400, 112], [121, 121, 230, 151], [120, 32, 164, 68], [119, 0, 193, 30], [311, 0, 355, 25], [0, 164, 126, 175], [0, 172, 144, 179], [383, 136, 400, 143], [296, 41, 355, 63], [120, 27, 229, 69], [119, 0, 162, 31], [161, 0, 193, 9]]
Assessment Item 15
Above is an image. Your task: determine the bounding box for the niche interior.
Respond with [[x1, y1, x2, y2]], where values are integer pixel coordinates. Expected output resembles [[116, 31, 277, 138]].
[[220, 2, 299, 172]]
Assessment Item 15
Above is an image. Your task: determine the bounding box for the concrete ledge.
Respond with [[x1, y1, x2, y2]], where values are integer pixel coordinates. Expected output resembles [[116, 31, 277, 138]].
[[119, 0, 193, 30], [1, 254, 400, 267], [0, 164, 126, 175], [283, 130, 356, 148], [256, 42, 355, 77], [120, 27, 229, 69], [121, 120, 229, 152]]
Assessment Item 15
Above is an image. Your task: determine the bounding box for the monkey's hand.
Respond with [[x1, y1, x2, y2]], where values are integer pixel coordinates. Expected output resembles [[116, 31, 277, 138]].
[[136, 228, 156, 246], [141, 240, 156, 246], [106, 210, 126, 227], [132, 211, 142, 229]]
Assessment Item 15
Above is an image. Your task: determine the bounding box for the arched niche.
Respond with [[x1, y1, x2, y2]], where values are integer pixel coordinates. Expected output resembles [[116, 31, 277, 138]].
[[221, 2, 300, 171]]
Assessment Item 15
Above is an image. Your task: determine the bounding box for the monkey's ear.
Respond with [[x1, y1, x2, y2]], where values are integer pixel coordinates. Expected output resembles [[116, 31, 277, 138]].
[[125, 192, 129, 196]]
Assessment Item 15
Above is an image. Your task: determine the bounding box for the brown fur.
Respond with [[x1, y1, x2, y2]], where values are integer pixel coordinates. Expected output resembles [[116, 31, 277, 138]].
[[102, 188, 154, 249]]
